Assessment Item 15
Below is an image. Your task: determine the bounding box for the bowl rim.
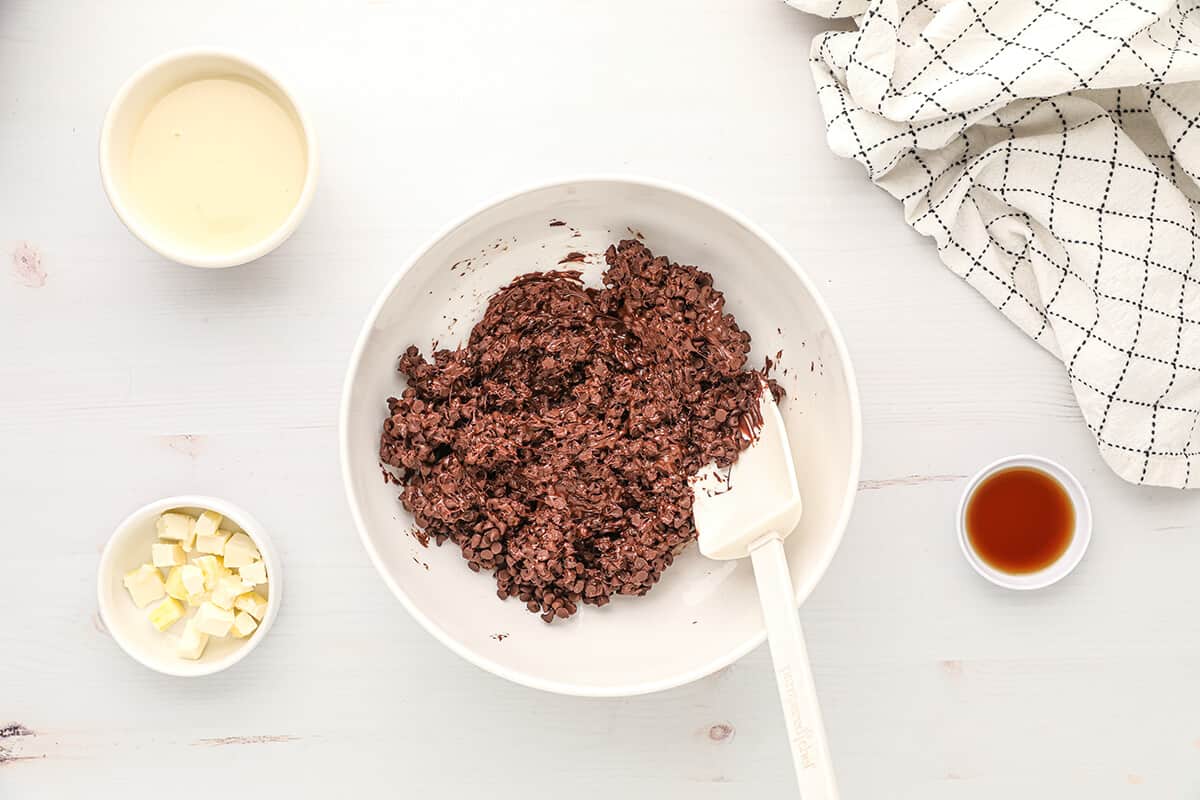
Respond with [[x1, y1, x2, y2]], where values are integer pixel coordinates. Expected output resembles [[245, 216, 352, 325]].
[[98, 46, 320, 269], [338, 174, 863, 697], [97, 494, 282, 677]]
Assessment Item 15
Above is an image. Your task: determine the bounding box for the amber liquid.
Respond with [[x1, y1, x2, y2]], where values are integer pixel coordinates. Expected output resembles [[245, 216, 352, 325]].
[[965, 467, 1074, 574]]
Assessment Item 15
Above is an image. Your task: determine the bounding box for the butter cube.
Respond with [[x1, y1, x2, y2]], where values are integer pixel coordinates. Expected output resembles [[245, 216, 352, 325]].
[[237, 560, 267, 586], [151, 542, 186, 568], [222, 533, 260, 568], [156, 513, 196, 549], [193, 510, 224, 538], [122, 564, 165, 608], [195, 530, 231, 556], [191, 554, 226, 590], [164, 566, 189, 601], [212, 575, 253, 610], [179, 564, 206, 596], [231, 611, 258, 639], [194, 601, 236, 637], [178, 618, 209, 660], [235, 592, 268, 621], [147, 597, 184, 631], [187, 591, 209, 608]]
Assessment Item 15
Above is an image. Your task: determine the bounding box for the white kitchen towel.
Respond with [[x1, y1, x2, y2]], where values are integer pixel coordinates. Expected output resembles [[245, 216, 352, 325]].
[[791, 0, 1200, 488]]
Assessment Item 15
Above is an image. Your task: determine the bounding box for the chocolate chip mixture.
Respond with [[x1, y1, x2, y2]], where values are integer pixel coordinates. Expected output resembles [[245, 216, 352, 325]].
[[380, 240, 778, 622]]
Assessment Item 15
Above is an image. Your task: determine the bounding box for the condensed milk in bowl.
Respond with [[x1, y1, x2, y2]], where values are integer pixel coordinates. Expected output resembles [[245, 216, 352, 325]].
[[100, 48, 318, 268]]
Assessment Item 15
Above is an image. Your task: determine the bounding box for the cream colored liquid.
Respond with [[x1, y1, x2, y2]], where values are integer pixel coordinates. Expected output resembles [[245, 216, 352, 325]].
[[126, 77, 307, 256]]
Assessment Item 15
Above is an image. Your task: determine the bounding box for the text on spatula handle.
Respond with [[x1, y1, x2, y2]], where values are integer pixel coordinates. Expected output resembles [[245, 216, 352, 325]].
[[779, 665, 817, 769]]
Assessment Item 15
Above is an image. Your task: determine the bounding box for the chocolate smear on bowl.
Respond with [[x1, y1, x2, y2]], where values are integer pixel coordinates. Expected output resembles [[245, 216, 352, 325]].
[[380, 240, 780, 622]]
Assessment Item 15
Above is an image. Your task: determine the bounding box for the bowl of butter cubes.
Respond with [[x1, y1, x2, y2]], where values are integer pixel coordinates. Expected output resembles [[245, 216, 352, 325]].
[[98, 495, 281, 676]]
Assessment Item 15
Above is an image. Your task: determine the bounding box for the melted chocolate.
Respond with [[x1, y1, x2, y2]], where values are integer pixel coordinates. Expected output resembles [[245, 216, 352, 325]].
[[380, 240, 779, 622]]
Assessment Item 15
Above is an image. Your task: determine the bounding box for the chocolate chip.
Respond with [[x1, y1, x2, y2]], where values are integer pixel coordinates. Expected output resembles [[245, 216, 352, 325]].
[[379, 240, 778, 622]]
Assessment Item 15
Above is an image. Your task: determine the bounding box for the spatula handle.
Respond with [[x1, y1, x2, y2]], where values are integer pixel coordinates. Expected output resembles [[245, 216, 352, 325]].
[[750, 534, 839, 800]]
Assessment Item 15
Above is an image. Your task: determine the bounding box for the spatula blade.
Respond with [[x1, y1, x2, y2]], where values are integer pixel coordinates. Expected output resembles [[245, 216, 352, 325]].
[[692, 390, 803, 561]]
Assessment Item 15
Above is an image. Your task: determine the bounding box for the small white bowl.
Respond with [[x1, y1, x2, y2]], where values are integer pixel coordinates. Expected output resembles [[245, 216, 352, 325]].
[[99, 47, 319, 268], [97, 495, 281, 676], [957, 455, 1092, 591]]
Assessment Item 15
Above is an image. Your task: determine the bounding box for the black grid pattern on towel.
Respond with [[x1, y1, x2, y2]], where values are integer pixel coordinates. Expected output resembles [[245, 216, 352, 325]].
[[799, 0, 1200, 487]]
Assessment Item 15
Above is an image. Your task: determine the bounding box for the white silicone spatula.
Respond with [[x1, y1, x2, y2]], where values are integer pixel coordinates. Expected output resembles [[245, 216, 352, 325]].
[[692, 389, 839, 799]]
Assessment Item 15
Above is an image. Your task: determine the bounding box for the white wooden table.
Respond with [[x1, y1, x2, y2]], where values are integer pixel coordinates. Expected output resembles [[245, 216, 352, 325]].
[[4, 1, 1200, 797]]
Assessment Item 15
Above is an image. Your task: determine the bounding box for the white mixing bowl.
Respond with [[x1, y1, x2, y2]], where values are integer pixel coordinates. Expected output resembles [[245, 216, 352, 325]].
[[340, 177, 861, 696]]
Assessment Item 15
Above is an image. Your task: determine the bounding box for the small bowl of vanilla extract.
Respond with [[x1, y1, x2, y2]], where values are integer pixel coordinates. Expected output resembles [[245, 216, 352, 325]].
[[957, 455, 1092, 590]]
